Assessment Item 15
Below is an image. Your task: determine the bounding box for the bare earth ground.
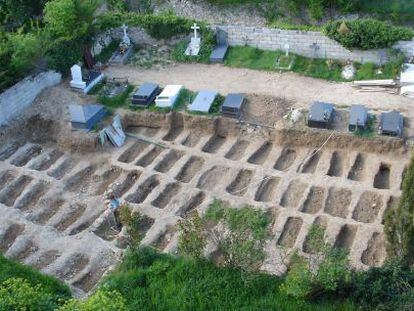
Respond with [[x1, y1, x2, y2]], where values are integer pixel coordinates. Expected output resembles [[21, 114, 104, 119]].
[[0, 63, 412, 295]]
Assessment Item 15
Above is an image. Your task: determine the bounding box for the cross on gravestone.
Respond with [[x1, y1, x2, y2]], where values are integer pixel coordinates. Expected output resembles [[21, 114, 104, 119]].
[[121, 24, 130, 45], [191, 23, 200, 39], [284, 43, 290, 57]]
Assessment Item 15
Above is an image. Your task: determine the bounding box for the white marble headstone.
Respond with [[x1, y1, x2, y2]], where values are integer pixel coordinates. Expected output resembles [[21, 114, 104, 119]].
[[185, 23, 201, 56], [70, 64, 86, 89], [121, 24, 131, 46]]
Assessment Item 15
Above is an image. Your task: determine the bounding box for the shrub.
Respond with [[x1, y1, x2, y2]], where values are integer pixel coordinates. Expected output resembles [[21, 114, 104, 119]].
[[97, 12, 201, 39], [59, 287, 126, 311], [384, 157, 414, 264], [324, 19, 414, 49], [177, 213, 206, 259]]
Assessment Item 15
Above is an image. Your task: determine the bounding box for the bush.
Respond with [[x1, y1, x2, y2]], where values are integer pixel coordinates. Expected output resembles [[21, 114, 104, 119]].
[[97, 12, 201, 39], [324, 19, 414, 49]]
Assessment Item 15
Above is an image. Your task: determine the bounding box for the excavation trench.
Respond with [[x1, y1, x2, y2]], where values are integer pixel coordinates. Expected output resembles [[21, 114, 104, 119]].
[[152, 182, 182, 208], [0, 223, 25, 253], [373, 163, 391, 190], [299, 150, 321, 174], [30, 149, 63, 171], [301, 186, 325, 214], [347, 153, 366, 181], [125, 175, 160, 204], [327, 151, 345, 177], [352, 191, 383, 223], [0, 175, 33, 207], [154, 149, 184, 173], [118, 141, 148, 163], [202, 135, 227, 154], [277, 217, 303, 248], [15, 181, 49, 211], [225, 140, 249, 161], [334, 224, 358, 251], [226, 169, 254, 197], [254, 177, 280, 202], [247, 142, 272, 165], [324, 187, 352, 219], [11, 145, 42, 167], [177, 191, 206, 217], [274, 148, 296, 171], [136, 146, 163, 167], [47, 158, 76, 180], [280, 180, 307, 208], [176, 156, 204, 183], [361, 232, 386, 267]]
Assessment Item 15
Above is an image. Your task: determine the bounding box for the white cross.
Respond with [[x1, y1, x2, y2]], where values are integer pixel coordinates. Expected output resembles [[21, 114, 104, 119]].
[[191, 23, 200, 39], [121, 24, 128, 37]]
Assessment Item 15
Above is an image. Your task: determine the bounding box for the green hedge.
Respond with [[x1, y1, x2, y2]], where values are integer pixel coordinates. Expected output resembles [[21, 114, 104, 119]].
[[97, 12, 203, 39], [324, 19, 414, 50]]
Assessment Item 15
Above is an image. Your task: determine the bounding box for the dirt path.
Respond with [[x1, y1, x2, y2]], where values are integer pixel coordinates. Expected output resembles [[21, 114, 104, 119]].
[[106, 64, 414, 117]]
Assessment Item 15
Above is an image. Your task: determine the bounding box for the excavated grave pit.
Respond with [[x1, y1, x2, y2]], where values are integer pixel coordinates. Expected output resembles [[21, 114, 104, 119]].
[[202, 135, 227, 153], [298, 150, 321, 174], [254, 177, 280, 202], [197, 166, 231, 192], [55, 253, 90, 281], [373, 163, 391, 190], [277, 217, 303, 248], [94, 167, 123, 195], [112, 170, 142, 198], [226, 169, 254, 197], [29, 198, 65, 225], [177, 191, 206, 217], [29, 149, 63, 171], [352, 191, 383, 223], [10, 239, 39, 261], [280, 180, 307, 208], [125, 175, 160, 204], [72, 266, 107, 292], [324, 187, 352, 219], [126, 126, 160, 137], [136, 146, 164, 167], [11, 145, 42, 167], [334, 224, 358, 251], [327, 151, 346, 177], [225, 140, 250, 161], [0, 223, 25, 253], [118, 141, 149, 163], [176, 156, 204, 183], [31, 249, 61, 270], [154, 149, 184, 173], [163, 114, 184, 142], [47, 158, 76, 180], [0, 143, 21, 161], [64, 165, 97, 192], [0, 170, 16, 190], [247, 142, 273, 165], [15, 180, 49, 211], [68, 212, 102, 236], [302, 216, 328, 254], [274, 148, 296, 171], [0, 175, 33, 207], [54, 203, 87, 232], [152, 225, 176, 250], [181, 133, 201, 147], [152, 182, 182, 208], [301, 186, 325, 214], [361, 232, 386, 267], [347, 153, 366, 181]]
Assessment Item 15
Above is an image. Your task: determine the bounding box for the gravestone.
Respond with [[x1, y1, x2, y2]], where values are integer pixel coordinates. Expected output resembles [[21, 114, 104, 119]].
[[109, 24, 133, 65], [121, 24, 131, 46], [284, 43, 290, 57], [185, 23, 201, 56], [70, 65, 86, 89]]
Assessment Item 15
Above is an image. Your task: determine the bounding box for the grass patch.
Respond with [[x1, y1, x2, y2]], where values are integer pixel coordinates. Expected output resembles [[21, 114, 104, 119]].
[[223, 46, 402, 82], [98, 84, 134, 108], [354, 114, 377, 138], [95, 39, 121, 64], [102, 246, 356, 310], [0, 254, 71, 302]]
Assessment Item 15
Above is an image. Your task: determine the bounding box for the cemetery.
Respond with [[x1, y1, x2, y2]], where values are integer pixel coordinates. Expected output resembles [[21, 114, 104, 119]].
[[2, 1, 414, 309]]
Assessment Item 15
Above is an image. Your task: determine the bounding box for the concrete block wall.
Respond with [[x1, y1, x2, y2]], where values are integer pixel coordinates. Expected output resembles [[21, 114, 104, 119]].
[[0, 71, 62, 126], [217, 25, 414, 64]]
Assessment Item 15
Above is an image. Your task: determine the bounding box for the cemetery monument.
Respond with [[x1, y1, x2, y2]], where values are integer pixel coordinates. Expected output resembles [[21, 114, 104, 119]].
[[185, 23, 201, 56]]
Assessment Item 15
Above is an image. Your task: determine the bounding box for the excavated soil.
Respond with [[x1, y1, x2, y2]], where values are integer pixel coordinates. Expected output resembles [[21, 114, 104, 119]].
[[352, 192, 383, 223], [324, 187, 352, 219], [274, 148, 296, 171], [301, 186, 325, 214], [280, 180, 307, 208]]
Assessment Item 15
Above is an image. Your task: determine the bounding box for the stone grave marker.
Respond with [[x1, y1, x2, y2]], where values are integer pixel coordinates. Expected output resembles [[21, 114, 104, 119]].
[[70, 65, 86, 89], [185, 23, 201, 56]]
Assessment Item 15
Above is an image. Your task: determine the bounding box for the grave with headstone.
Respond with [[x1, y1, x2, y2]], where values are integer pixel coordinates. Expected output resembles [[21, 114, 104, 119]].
[[70, 64, 104, 94], [185, 23, 201, 56], [210, 28, 229, 63], [188, 90, 218, 113], [69, 104, 106, 130], [275, 43, 295, 70], [109, 24, 134, 65]]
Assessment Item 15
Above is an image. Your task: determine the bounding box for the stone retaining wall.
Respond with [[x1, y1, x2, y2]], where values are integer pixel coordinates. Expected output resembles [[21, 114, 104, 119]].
[[0, 71, 62, 126], [95, 24, 414, 64], [218, 25, 414, 64]]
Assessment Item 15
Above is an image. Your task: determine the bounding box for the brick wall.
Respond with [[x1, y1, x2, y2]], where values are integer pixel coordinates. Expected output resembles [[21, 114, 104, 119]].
[[0, 71, 62, 126]]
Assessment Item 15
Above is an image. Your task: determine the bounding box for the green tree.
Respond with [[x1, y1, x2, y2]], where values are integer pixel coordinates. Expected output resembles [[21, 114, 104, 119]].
[[385, 157, 414, 264], [0, 0, 48, 29], [59, 288, 126, 311]]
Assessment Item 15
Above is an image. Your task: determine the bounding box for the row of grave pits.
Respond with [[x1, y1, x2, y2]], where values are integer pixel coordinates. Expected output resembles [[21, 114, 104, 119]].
[[119, 127, 406, 191], [0, 221, 116, 293]]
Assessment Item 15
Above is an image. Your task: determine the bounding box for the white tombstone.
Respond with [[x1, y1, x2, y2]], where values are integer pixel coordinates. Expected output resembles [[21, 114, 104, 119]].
[[284, 43, 290, 57], [185, 23, 201, 56], [70, 64, 86, 89], [121, 24, 131, 46]]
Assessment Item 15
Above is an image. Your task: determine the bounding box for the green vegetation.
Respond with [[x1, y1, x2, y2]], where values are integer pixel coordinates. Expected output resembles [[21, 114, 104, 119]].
[[354, 115, 376, 138], [119, 205, 144, 245], [170, 29, 215, 63], [97, 12, 204, 39], [102, 246, 355, 310], [223, 45, 402, 81], [384, 157, 414, 265], [98, 84, 134, 108], [94, 39, 121, 64], [0, 254, 70, 310], [324, 19, 414, 50]]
